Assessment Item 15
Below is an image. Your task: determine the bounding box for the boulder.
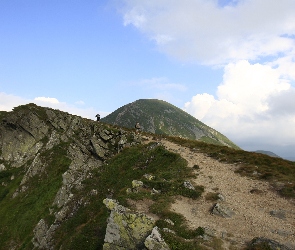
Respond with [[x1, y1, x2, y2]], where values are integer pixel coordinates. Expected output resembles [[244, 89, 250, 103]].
[[103, 198, 155, 250], [211, 203, 235, 218], [248, 237, 291, 250], [270, 210, 286, 220], [183, 181, 195, 190], [144, 174, 155, 180], [0, 164, 6, 172], [132, 180, 144, 188], [144, 227, 170, 250]]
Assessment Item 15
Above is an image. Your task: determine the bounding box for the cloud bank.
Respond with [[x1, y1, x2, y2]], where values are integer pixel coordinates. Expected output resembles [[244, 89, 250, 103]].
[[121, 0, 295, 64], [0, 92, 104, 119], [184, 60, 295, 147], [120, 0, 295, 157]]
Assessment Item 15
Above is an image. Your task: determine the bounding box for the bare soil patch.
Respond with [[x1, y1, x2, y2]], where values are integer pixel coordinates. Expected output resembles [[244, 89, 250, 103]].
[[159, 139, 295, 249]]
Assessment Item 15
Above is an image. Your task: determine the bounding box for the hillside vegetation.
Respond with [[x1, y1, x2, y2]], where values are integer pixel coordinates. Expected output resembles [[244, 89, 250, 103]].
[[0, 104, 294, 250], [101, 99, 240, 149]]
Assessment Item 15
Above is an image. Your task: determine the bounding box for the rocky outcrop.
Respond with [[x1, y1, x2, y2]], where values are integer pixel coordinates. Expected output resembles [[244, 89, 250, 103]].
[[32, 219, 57, 250], [0, 104, 143, 249], [248, 237, 292, 250], [103, 198, 156, 249]]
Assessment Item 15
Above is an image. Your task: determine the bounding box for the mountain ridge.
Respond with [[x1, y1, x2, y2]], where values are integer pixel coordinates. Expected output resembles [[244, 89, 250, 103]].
[[101, 99, 240, 149], [0, 103, 295, 249]]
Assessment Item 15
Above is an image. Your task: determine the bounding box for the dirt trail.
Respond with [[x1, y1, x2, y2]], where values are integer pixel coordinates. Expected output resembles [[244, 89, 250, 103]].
[[158, 139, 295, 249]]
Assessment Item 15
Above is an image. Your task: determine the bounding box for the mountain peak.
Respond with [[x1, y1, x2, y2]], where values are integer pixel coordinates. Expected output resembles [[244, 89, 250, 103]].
[[101, 99, 240, 149]]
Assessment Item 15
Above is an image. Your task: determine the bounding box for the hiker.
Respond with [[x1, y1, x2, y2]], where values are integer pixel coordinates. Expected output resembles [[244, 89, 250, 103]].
[[95, 114, 100, 122], [135, 122, 141, 134]]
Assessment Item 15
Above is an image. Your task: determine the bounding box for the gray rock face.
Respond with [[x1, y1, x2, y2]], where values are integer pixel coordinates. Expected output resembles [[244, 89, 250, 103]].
[[32, 219, 58, 250], [249, 237, 292, 250], [0, 104, 143, 249], [144, 227, 170, 250], [211, 203, 235, 218], [0, 110, 48, 167], [103, 198, 155, 250]]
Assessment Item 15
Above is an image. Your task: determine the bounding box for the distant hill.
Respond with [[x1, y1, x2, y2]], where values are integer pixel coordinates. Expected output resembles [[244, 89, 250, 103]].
[[101, 99, 240, 149], [253, 150, 281, 158]]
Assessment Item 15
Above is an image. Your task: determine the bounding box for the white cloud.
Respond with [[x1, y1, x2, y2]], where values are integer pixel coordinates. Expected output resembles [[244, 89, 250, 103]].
[[0, 92, 29, 111], [119, 1, 295, 156], [75, 100, 85, 105], [139, 77, 187, 91], [120, 0, 295, 64], [0, 92, 106, 119], [184, 60, 295, 155], [127, 77, 187, 92], [34, 97, 59, 104]]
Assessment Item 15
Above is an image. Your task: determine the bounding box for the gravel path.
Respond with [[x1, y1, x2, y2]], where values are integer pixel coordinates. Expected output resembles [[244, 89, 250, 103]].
[[160, 139, 295, 249]]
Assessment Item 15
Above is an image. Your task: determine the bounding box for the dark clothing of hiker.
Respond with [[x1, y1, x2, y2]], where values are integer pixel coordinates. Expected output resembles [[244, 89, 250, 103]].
[[96, 114, 100, 122]]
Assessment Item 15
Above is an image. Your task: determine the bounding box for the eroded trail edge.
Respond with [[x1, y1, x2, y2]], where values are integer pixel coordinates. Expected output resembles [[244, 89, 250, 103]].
[[159, 139, 295, 249]]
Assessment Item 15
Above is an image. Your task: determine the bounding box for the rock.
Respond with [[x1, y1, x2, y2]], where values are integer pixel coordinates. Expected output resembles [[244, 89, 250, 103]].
[[0, 164, 6, 171], [132, 180, 144, 188], [276, 229, 293, 237], [20, 153, 44, 185], [32, 219, 57, 250], [144, 174, 155, 180], [217, 193, 225, 201], [90, 136, 108, 159], [162, 228, 176, 234], [103, 198, 155, 250], [0, 110, 48, 167], [164, 219, 174, 226], [99, 129, 113, 141], [0, 104, 145, 249], [248, 237, 292, 250], [144, 227, 170, 250], [45, 131, 60, 150], [270, 210, 286, 220], [151, 188, 161, 195], [211, 203, 235, 218], [183, 181, 195, 190], [32, 219, 49, 249]]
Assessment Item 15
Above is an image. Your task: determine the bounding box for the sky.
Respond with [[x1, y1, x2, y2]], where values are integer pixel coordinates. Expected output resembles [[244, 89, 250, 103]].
[[1, 0, 295, 159]]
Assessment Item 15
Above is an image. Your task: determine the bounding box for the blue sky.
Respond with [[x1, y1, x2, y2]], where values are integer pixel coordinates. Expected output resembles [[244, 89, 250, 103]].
[[1, 0, 295, 159]]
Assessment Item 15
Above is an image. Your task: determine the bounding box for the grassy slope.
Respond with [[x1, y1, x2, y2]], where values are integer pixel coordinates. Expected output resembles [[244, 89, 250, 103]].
[[53, 143, 208, 250], [1, 104, 293, 250], [0, 104, 207, 250], [0, 143, 71, 249]]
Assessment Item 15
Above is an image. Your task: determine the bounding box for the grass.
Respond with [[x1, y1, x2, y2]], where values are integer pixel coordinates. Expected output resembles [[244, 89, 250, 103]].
[[167, 136, 295, 198], [0, 110, 8, 121], [3, 103, 292, 249], [0, 142, 71, 249], [52, 142, 205, 249]]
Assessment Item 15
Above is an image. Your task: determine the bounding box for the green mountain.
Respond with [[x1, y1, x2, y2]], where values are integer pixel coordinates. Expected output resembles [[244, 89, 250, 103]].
[[1, 104, 294, 250], [254, 150, 281, 158], [101, 99, 240, 149]]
